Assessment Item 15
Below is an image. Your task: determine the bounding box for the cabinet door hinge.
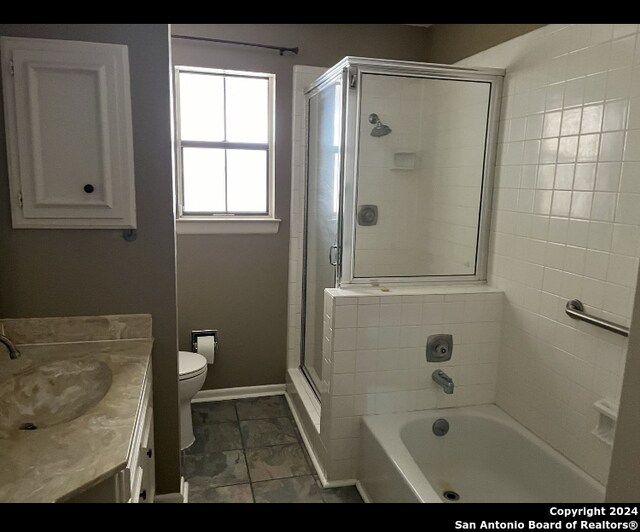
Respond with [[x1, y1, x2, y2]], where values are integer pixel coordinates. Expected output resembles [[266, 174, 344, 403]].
[[18, 192, 23, 208], [349, 66, 357, 89], [9, 59, 14, 76]]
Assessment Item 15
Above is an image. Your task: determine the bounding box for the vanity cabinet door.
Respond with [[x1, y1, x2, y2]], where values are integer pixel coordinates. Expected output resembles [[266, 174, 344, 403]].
[[0, 37, 136, 228], [135, 405, 155, 503]]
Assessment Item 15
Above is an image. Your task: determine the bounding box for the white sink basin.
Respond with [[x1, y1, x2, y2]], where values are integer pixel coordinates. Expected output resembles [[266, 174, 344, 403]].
[[0, 358, 112, 435]]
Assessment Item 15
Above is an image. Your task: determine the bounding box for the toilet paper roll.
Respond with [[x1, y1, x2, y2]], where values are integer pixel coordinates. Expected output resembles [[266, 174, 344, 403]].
[[197, 335, 215, 364]]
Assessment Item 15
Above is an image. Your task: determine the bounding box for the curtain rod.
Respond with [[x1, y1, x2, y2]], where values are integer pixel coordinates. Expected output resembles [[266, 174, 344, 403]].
[[172, 34, 299, 56]]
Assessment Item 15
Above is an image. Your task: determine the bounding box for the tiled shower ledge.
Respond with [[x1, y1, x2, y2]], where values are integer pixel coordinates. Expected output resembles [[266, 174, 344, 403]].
[[328, 283, 503, 298]]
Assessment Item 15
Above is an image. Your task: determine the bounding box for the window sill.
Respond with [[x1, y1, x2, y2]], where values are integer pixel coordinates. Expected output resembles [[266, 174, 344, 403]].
[[176, 217, 281, 235]]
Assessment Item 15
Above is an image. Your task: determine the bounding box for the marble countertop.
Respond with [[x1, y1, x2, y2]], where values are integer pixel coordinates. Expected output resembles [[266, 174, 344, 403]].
[[0, 338, 152, 502]]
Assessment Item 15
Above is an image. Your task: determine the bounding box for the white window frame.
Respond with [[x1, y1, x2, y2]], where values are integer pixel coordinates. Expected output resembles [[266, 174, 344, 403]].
[[173, 65, 279, 234]]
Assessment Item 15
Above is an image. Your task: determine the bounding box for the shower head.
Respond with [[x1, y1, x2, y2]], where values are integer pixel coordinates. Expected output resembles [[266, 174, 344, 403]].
[[368, 113, 392, 137]]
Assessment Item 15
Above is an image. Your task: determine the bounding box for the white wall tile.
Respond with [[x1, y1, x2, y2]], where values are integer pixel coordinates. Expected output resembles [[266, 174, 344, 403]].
[[333, 351, 356, 374], [357, 304, 380, 327], [355, 349, 377, 373], [379, 304, 402, 325], [470, 23, 638, 484], [356, 327, 379, 349], [322, 286, 503, 480], [291, 26, 638, 486], [333, 328, 356, 351], [330, 417, 353, 439], [330, 395, 354, 418], [334, 305, 357, 328], [378, 326, 401, 349], [332, 373, 355, 396]]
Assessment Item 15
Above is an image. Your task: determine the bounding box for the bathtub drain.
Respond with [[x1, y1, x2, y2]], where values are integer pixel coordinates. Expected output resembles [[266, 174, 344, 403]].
[[432, 418, 449, 436], [443, 490, 460, 501], [18, 422, 37, 430]]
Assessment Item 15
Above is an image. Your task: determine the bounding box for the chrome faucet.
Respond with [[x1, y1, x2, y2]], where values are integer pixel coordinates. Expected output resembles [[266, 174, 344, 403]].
[[0, 335, 21, 359], [432, 369, 454, 394]]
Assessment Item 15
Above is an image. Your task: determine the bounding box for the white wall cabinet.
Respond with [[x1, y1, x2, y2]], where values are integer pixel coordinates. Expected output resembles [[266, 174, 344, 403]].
[[1, 37, 137, 228]]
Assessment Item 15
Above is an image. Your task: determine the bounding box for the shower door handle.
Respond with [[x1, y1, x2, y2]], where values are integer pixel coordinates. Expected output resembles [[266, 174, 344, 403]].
[[329, 245, 339, 266]]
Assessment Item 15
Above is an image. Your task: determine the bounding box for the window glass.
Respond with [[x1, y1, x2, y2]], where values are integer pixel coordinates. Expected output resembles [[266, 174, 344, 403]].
[[226, 149, 267, 212], [176, 69, 273, 216], [179, 73, 225, 142], [226, 76, 269, 143], [182, 147, 226, 212]]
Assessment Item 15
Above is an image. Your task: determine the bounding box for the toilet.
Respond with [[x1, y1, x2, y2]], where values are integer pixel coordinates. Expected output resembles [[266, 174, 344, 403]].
[[178, 350, 208, 450]]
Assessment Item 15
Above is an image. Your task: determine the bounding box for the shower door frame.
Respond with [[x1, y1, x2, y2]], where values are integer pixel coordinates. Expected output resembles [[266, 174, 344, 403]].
[[338, 57, 505, 286], [299, 67, 348, 398]]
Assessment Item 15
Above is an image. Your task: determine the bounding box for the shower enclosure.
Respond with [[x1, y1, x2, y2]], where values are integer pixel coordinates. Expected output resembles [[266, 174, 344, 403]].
[[300, 57, 503, 396]]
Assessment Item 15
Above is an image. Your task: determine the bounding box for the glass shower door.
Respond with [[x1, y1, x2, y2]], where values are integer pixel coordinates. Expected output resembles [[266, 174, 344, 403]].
[[300, 74, 343, 397]]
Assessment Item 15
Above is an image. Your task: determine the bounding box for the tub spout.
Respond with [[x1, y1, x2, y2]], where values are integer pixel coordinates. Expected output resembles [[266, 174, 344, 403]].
[[432, 369, 454, 394]]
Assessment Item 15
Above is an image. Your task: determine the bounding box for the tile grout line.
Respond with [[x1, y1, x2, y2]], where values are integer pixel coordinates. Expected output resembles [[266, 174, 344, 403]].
[[234, 400, 257, 503], [238, 398, 320, 500], [190, 400, 255, 499], [194, 398, 359, 502], [238, 400, 301, 499]]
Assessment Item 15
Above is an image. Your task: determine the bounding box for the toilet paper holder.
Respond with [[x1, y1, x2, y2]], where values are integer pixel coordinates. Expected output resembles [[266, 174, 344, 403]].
[[191, 329, 218, 354]]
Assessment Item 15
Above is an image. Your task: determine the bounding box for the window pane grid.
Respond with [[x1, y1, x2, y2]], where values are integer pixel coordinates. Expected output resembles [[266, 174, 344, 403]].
[[181, 146, 269, 215], [177, 69, 272, 216]]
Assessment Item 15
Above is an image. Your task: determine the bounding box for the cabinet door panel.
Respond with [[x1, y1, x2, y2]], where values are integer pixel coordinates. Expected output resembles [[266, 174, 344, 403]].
[[1, 37, 136, 228]]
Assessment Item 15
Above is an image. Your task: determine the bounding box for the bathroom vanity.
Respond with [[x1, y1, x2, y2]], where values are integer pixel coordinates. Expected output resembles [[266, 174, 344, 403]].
[[0, 315, 155, 503], [68, 355, 155, 503]]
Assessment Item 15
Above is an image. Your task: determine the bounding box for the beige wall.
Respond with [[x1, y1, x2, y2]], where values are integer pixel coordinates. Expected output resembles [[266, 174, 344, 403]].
[[0, 24, 180, 493], [172, 24, 431, 389], [423, 24, 546, 64]]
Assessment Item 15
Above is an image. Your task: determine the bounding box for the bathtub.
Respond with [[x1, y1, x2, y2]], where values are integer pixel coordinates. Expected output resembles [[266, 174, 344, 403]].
[[358, 404, 605, 503]]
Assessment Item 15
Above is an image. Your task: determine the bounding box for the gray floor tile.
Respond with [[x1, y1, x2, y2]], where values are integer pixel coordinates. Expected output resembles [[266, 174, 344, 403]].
[[240, 417, 298, 448], [321, 485, 364, 503], [236, 395, 291, 420], [192, 401, 237, 425], [188, 481, 254, 503], [253, 475, 324, 503], [184, 449, 249, 487], [186, 422, 243, 454], [246, 443, 311, 482], [184, 395, 363, 504]]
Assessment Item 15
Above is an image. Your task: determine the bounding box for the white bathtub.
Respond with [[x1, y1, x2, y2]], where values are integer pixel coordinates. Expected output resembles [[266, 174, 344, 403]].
[[358, 404, 605, 503]]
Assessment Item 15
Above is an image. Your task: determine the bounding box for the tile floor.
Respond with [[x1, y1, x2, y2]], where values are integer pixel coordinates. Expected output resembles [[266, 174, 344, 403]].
[[183, 395, 363, 503]]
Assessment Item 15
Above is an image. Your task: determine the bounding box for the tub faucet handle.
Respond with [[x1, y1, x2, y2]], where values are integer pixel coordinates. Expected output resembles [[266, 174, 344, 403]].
[[426, 334, 453, 362]]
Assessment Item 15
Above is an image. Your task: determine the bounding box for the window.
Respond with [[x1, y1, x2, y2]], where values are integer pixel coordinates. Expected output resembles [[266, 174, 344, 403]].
[[174, 67, 278, 234]]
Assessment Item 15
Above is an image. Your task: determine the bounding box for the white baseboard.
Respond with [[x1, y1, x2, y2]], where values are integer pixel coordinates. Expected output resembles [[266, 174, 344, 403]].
[[355, 480, 371, 503], [193, 384, 285, 402]]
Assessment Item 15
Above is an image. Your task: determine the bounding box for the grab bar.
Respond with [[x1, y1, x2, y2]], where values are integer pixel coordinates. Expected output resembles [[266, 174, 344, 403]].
[[565, 299, 629, 337]]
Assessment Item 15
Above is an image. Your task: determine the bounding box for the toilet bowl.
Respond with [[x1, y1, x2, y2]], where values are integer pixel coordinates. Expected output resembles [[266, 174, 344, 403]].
[[178, 350, 208, 450]]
